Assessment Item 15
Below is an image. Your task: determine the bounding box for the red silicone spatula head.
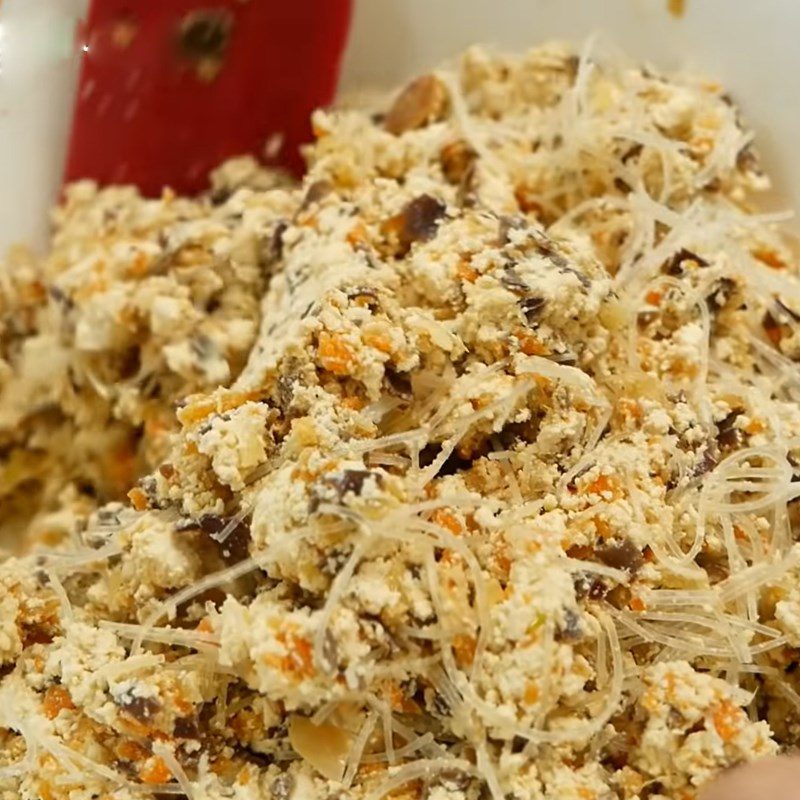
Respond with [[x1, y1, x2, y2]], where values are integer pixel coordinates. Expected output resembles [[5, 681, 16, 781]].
[[66, 1, 353, 196]]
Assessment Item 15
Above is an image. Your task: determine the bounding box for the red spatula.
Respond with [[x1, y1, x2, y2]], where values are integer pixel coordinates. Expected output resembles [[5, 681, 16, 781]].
[[66, 1, 353, 196]]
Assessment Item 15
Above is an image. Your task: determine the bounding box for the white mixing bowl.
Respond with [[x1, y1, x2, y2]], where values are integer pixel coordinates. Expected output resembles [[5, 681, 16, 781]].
[[1, 0, 798, 254]]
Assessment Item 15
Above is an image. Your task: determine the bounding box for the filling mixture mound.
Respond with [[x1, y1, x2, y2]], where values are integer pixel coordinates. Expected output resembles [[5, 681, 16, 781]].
[[1, 40, 800, 800]]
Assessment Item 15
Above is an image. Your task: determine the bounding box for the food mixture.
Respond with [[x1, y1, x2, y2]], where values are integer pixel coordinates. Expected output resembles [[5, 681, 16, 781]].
[[1, 40, 800, 800]]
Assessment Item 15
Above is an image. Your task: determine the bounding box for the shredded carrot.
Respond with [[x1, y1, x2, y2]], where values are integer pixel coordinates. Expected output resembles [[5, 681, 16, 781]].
[[765, 323, 785, 347], [384, 681, 405, 713], [456, 260, 478, 283], [170, 689, 192, 716], [566, 544, 595, 561], [615, 398, 643, 423], [299, 213, 319, 230], [209, 754, 236, 778], [495, 542, 513, 576], [593, 517, 613, 540], [140, 756, 172, 784], [127, 487, 148, 511], [196, 618, 214, 634], [585, 474, 620, 497], [711, 699, 742, 741], [432, 508, 463, 535], [517, 331, 549, 356], [640, 688, 659, 713], [514, 185, 544, 216], [346, 222, 370, 248], [363, 331, 394, 354], [752, 247, 787, 270], [126, 251, 150, 278], [290, 635, 316, 677], [317, 331, 354, 376], [384, 681, 421, 714], [20, 280, 47, 305], [745, 418, 765, 434], [119, 716, 151, 738], [273, 632, 316, 679], [341, 396, 366, 411], [523, 682, 540, 704], [533, 374, 553, 392], [230, 709, 260, 740], [645, 290, 662, 306], [668, 357, 700, 380], [145, 414, 171, 440], [629, 596, 647, 612], [178, 399, 216, 426], [357, 762, 389, 780], [237, 765, 254, 786], [691, 135, 714, 155], [42, 685, 75, 720], [452, 634, 477, 668], [116, 739, 149, 762], [177, 390, 262, 427]]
